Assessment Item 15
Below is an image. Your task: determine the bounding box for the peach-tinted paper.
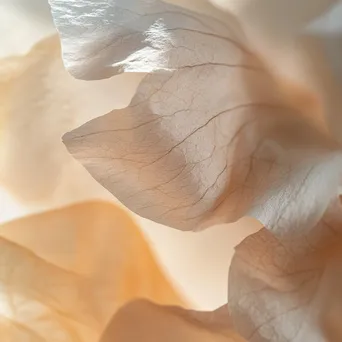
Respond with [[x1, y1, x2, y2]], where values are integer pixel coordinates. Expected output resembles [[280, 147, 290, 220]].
[[0, 201, 184, 341], [101, 300, 246, 342]]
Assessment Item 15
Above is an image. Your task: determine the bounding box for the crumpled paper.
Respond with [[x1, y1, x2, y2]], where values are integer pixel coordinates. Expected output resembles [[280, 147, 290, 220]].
[[0, 201, 184, 341], [0, 16, 247, 342], [4, 0, 342, 341]]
